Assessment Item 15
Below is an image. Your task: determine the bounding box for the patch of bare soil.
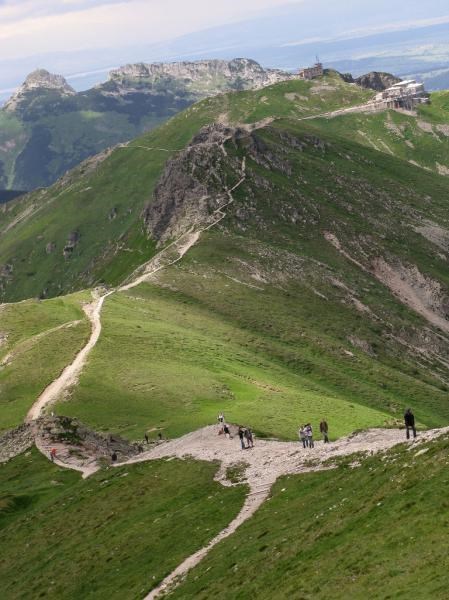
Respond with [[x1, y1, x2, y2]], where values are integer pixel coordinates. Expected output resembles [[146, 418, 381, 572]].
[[371, 257, 449, 333], [413, 221, 449, 251]]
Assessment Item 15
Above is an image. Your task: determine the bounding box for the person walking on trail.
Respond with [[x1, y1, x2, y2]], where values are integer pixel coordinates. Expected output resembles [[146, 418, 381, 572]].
[[320, 419, 329, 443], [305, 423, 314, 448], [404, 408, 417, 440], [50, 448, 57, 462], [144, 433, 149, 444], [223, 423, 231, 439], [245, 428, 254, 448], [238, 426, 247, 450], [299, 426, 307, 448]]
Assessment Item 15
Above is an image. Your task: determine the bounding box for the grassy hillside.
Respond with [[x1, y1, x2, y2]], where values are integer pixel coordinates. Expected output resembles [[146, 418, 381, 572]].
[[59, 286, 391, 440], [0, 293, 90, 431], [0, 449, 245, 599], [0, 74, 371, 302], [53, 111, 449, 439], [170, 433, 449, 599], [312, 95, 449, 176]]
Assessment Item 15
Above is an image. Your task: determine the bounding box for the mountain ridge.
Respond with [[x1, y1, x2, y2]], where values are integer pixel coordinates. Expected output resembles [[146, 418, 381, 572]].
[[0, 59, 398, 191]]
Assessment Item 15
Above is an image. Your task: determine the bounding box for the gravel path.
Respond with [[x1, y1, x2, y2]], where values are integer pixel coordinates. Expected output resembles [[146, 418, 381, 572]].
[[120, 424, 449, 599]]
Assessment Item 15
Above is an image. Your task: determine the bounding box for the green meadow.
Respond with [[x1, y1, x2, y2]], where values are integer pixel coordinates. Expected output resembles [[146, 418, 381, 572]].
[[0, 448, 245, 599], [171, 434, 449, 599], [0, 294, 89, 430]]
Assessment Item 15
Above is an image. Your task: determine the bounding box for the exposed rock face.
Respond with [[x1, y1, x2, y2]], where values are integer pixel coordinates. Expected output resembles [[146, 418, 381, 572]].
[[341, 71, 401, 91], [63, 231, 80, 258], [356, 72, 401, 91], [0, 423, 35, 462], [4, 69, 75, 112], [104, 58, 292, 96], [144, 123, 244, 243], [37, 416, 142, 462]]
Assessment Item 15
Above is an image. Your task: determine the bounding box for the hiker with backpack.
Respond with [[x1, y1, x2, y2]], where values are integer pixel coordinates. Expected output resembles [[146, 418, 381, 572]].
[[404, 408, 417, 440], [320, 419, 329, 443]]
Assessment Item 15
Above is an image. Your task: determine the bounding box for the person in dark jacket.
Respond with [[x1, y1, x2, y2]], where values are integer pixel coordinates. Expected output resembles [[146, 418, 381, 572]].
[[404, 408, 417, 439], [245, 428, 254, 448], [319, 419, 329, 443], [238, 426, 247, 450]]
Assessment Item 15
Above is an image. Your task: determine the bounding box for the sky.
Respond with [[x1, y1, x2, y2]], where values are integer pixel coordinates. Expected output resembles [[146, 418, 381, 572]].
[[1, 0, 449, 96], [0, 0, 301, 60]]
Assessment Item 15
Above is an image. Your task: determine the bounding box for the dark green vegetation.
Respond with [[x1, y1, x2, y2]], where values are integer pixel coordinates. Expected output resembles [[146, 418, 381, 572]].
[[171, 434, 449, 599], [0, 59, 290, 191], [0, 448, 245, 599], [0, 73, 371, 302], [0, 294, 89, 431]]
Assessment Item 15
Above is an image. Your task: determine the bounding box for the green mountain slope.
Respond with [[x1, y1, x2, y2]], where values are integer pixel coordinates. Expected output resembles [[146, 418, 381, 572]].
[[170, 433, 449, 599], [0, 60, 291, 191], [0, 294, 89, 430], [0, 73, 372, 302], [2, 69, 449, 600], [2, 73, 449, 439], [0, 449, 244, 599]]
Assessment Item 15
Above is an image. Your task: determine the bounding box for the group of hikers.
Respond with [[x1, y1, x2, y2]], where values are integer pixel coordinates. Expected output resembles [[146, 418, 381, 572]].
[[216, 408, 418, 451], [298, 420, 330, 448], [218, 413, 254, 449]]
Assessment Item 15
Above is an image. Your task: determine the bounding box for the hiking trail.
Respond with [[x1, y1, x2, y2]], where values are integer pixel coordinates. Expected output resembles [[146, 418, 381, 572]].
[[118, 423, 449, 599], [25, 158, 246, 422]]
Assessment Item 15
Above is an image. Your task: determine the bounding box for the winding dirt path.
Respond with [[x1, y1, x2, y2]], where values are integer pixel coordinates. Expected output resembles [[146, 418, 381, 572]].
[[25, 292, 113, 421], [25, 159, 246, 423], [117, 423, 449, 599]]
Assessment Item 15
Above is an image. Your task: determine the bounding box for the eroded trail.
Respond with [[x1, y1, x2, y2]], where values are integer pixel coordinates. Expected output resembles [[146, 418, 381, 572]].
[[119, 424, 449, 599], [25, 159, 246, 423], [25, 291, 113, 421]]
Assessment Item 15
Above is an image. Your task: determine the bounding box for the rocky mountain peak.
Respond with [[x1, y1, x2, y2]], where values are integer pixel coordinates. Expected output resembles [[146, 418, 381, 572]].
[[4, 69, 75, 112], [106, 58, 292, 93], [342, 71, 402, 91]]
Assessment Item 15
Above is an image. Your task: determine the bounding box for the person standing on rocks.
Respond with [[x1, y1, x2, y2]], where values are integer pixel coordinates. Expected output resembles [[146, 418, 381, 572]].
[[50, 448, 57, 462], [238, 426, 247, 450], [320, 419, 329, 443], [305, 424, 314, 448], [299, 425, 307, 448], [223, 423, 231, 439], [404, 408, 417, 440]]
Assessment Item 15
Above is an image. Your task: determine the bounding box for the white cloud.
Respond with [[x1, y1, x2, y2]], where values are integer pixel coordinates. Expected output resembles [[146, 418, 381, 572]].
[[0, 0, 303, 60]]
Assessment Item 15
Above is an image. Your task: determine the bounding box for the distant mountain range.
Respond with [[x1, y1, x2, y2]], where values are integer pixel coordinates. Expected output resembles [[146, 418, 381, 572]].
[[0, 58, 393, 192]]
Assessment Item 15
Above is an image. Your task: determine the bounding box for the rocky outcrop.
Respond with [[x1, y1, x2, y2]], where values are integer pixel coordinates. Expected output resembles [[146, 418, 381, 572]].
[[0, 423, 35, 462], [4, 69, 75, 112], [341, 71, 401, 91], [37, 416, 143, 462], [143, 123, 244, 243]]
